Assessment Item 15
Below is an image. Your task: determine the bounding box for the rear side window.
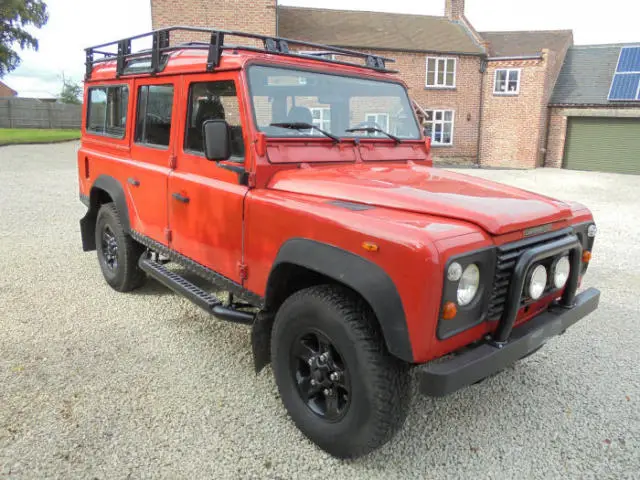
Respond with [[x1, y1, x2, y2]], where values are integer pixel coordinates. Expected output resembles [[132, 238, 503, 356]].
[[86, 86, 128, 138], [185, 80, 245, 162], [135, 84, 174, 148]]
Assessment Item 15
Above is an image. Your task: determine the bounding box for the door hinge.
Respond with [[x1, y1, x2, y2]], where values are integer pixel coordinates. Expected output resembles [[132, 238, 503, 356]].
[[238, 262, 248, 281], [168, 154, 177, 169], [164, 228, 172, 243], [247, 172, 256, 188]]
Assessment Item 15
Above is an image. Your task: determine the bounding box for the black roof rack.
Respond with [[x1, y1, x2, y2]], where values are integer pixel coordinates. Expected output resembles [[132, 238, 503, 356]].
[[84, 26, 397, 80]]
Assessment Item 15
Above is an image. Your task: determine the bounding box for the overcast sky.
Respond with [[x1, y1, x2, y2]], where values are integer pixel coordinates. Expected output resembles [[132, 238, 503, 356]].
[[4, 0, 640, 98]]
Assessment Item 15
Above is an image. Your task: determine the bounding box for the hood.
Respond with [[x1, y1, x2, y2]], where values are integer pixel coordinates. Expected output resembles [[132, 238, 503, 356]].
[[267, 163, 573, 235]]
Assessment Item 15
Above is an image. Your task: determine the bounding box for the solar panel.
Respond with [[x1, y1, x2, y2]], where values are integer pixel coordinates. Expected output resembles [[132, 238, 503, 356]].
[[609, 73, 640, 100], [617, 46, 640, 73], [608, 46, 640, 101]]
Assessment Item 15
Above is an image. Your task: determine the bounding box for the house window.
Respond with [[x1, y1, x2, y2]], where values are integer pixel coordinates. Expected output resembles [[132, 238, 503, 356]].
[[426, 57, 456, 88], [423, 110, 454, 145], [365, 113, 390, 132], [310, 107, 331, 131], [494, 69, 521, 95]]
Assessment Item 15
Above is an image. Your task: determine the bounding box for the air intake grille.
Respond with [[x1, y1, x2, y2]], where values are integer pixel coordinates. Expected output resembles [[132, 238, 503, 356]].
[[487, 229, 572, 320]]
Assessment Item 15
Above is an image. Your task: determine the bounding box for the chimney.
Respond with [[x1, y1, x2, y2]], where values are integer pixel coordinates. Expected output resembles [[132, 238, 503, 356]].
[[445, 0, 465, 20]]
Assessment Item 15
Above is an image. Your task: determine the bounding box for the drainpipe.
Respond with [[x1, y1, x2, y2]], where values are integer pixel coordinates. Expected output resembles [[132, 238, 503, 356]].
[[542, 105, 552, 167], [476, 58, 487, 166]]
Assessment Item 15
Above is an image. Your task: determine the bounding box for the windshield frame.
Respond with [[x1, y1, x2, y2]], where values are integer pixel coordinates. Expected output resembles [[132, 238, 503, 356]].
[[244, 62, 422, 142]]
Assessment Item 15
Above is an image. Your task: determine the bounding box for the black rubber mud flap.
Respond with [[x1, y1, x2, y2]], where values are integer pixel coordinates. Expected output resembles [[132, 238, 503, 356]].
[[251, 310, 275, 373]]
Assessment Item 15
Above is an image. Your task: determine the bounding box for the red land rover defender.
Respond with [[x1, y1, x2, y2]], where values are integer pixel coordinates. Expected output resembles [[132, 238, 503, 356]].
[[77, 27, 600, 458]]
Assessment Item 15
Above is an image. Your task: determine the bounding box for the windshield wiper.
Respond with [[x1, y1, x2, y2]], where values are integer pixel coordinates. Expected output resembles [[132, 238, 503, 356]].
[[269, 122, 341, 143], [344, 127, 401, 144]]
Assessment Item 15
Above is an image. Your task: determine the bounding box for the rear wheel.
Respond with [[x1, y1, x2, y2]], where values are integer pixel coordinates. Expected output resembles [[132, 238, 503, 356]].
[[271, 284, 411, 458], [95, 203, 146, 292]]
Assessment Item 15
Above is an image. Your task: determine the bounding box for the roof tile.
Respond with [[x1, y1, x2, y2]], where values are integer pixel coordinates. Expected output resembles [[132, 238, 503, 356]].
[[550, 44, 640, 106], [277, 6, 485, 55], [480, 30, 573, 57]]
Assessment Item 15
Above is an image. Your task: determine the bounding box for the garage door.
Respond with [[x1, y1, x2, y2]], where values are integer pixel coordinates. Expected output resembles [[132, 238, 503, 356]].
[[564, 117, 640, 174]]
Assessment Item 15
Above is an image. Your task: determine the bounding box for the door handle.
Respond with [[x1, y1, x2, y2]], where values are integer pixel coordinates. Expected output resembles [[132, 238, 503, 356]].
[[172, 192, 190, 204], [127, 177, 140, 187]]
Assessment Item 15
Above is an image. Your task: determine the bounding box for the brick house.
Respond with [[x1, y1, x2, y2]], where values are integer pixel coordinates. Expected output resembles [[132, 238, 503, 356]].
[[150, 0, 575, 168], [545, 43, 640, 175], [0, 80, 18, 97]]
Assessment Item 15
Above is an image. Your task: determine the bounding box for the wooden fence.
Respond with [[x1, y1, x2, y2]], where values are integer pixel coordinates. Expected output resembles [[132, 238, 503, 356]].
[[0, 98, 82, 129]]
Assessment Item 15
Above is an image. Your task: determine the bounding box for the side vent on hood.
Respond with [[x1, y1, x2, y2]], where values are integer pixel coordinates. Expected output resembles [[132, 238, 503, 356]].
[[327, 200, 375, 211]]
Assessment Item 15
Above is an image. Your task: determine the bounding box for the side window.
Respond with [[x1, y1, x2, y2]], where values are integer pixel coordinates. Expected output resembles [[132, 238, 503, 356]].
[[185, 80, 244, 162], [87, 85, 128, 138], [135, 84, 174, 148]]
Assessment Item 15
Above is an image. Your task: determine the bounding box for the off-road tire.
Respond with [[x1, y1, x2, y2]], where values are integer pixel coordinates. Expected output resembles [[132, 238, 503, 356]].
[[95, 202, 146, 292], [271, 284, 411, 459]]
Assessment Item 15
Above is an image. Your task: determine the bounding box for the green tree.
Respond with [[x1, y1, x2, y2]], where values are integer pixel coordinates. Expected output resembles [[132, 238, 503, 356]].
[[59, 77, 82, 104], [0, 0, 49, 77]]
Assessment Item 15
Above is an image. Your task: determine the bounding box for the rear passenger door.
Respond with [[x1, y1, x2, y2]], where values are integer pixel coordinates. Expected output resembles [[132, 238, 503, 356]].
[[167, 73, 249, 284], [128, 78, 179, 245]]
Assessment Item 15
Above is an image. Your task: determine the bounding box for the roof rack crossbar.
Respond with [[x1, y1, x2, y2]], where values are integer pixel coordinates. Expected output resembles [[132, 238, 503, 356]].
[[84, 26, 397, 80], [207, 31, 224, 71], [116, 39, 131, 78], [151, 30, 169, 74]]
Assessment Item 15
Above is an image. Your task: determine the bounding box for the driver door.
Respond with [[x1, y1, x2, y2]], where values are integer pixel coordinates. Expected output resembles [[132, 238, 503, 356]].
[[167, 73, 249, 284]]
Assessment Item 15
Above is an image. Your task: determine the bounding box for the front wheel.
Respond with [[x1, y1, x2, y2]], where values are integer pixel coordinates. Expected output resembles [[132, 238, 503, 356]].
[[271, 285, 411, 458], [95, 202, 146, 292]]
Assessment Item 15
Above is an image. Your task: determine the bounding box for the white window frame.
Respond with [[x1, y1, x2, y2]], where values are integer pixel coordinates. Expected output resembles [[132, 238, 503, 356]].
[[494, 68, 521, 95], [365, 112, 390, 132], [423, 109, 454, 146], [310, 107, 331, 131], [425, 57, 457, 88]]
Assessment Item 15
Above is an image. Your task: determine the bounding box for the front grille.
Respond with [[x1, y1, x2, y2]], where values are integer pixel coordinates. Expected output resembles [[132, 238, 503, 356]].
[[487, 229, 573, 321]]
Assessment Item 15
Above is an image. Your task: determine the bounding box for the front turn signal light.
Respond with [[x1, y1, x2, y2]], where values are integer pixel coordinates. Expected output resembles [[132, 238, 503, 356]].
[[442, 302, 457, 320], [582, 250, 592, 263], [361, 241, 379, 252]]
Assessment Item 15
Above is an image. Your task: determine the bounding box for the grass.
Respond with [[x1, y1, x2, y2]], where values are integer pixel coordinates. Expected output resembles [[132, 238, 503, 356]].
[[0, 128, 81, 146]]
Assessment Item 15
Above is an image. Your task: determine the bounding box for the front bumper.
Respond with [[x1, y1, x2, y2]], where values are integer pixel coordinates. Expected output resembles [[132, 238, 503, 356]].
[[418, 287, 600, 397]]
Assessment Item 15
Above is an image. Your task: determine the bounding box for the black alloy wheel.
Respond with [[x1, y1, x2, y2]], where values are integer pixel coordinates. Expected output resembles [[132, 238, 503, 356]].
[[101, 224, 119, 271], [291, 330, 351, 421], [271, 284, 411, 459], [95, 202, 146, 292]]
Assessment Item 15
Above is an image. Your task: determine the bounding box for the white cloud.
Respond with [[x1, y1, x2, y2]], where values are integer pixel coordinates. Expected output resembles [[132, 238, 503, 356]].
[[4, 0, 151, 97], [4, 0, 639, 97]]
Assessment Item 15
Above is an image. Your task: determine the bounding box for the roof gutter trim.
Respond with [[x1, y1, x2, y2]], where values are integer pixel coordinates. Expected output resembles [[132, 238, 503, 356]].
[[487, 54, 543, 61], [548, 102, 640, 107], [331, 44, 486, 57]]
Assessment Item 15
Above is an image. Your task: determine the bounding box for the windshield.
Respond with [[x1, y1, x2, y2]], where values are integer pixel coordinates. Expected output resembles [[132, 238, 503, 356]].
[[247, 65, 421, 141]]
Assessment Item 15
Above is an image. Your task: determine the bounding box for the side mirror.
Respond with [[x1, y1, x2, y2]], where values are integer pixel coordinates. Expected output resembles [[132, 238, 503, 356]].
[[203, 119, 231, 161]]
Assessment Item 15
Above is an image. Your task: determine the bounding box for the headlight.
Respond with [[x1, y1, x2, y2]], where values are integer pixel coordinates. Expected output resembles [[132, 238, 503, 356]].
[[528, 264, 547, 300], [457, 264, 480, 306], [553, 256, 570, 289], [447, 262, 462, 281], [587, 224, 597, 237]]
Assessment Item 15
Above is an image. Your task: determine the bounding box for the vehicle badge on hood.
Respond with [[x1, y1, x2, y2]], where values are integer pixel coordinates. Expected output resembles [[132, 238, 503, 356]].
[[524, 223, 553, 237]]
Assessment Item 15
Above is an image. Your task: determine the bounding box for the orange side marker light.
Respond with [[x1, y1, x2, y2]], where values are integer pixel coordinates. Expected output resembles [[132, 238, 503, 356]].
[[582, 250, 592, 263], [362, 242, 379, 253], [443, 302, 457, 320]]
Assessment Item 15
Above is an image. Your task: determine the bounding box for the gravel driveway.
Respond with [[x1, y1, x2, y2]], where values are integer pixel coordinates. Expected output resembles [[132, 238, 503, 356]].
[[1, 142, 638, 479]]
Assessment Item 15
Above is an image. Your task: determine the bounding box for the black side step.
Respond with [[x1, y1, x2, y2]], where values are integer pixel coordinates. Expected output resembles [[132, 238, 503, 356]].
[[139, 257, 254, 325]]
